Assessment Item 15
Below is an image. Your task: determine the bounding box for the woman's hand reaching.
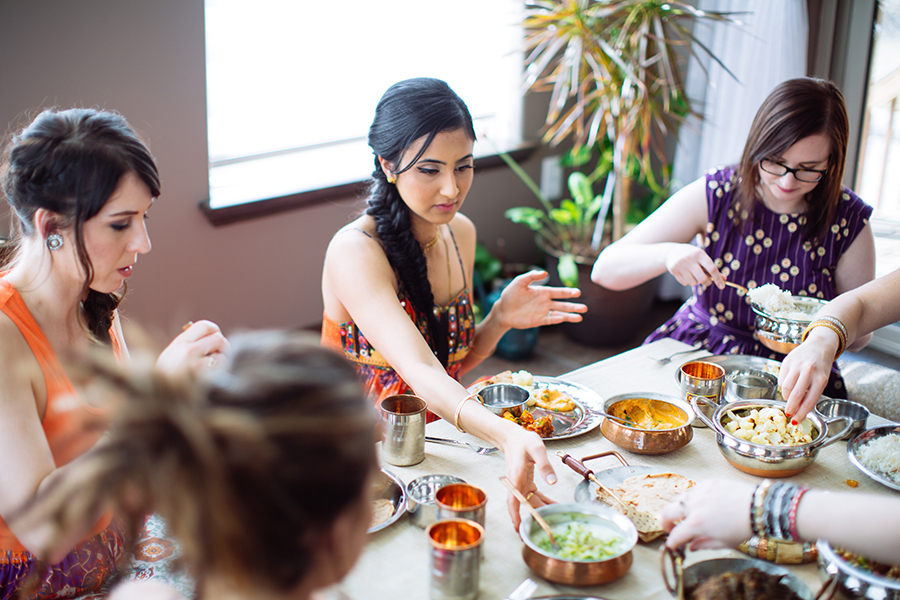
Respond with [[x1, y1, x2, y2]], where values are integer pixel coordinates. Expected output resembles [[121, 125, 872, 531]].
[[660, 479, 754, 551], [779, 326, 841, 421], [494, 270, 587, 329], [500, 425, 557, 530], [156, 320, 230, 376]]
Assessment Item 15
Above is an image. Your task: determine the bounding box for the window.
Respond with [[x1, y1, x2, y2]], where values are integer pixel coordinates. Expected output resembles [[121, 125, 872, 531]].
[[204, 0, 524, 214]]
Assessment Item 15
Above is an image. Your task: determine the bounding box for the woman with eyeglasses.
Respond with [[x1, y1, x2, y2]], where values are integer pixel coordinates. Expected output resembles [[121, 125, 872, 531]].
[[591, 78, 875, 399]]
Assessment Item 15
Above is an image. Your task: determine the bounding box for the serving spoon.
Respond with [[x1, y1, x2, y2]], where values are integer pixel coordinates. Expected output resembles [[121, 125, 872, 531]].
[[724, 280, 749, 294], [500, 476, 560, 550]]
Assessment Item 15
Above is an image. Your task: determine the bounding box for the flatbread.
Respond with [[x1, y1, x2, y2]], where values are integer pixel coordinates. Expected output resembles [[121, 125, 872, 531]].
[[370, 498, 395, 528], [596, 472, 695, 542]]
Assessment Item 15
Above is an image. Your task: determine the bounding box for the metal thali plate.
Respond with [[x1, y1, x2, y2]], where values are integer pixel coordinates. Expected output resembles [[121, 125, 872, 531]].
[[574, 464, 669, 504], [367, 468, 407, 534], [847, 424, 900, 492], [469, 376, 603, 441]]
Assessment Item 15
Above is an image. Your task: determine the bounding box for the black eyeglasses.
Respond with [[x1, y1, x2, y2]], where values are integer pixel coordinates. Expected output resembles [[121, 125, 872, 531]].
[[759, 159, 826, 183]]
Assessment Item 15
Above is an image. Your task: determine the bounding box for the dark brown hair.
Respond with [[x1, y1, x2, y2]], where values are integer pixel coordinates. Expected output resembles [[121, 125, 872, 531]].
[[735, 78, 849, 243], [14, 331, 378, 595], [0, 108, 160, 343]]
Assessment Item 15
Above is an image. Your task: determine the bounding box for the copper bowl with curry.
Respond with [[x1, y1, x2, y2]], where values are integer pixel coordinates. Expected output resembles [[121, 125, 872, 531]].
[[599, 393, 694, 455]]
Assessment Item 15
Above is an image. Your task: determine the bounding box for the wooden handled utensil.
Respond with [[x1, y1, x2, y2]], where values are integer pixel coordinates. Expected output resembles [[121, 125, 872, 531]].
[[499, 476, 559, 550], [556, 451, 628, 510]]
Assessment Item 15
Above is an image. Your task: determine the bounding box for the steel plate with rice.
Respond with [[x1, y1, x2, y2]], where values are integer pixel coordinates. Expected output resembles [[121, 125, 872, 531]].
[[847, 425, 900, 492]]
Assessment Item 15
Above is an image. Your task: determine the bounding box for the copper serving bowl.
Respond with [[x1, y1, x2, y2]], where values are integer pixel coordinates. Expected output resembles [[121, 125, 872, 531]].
[[691, 397, 851, 477], [600, 393, 694, 455], [750, 296, 828, 354], [817, 540, 900, 599], [519, 502, 637, 586]]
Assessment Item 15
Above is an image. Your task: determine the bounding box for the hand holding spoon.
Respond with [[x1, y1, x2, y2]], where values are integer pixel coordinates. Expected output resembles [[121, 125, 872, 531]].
[[499, 476, 559, 550]]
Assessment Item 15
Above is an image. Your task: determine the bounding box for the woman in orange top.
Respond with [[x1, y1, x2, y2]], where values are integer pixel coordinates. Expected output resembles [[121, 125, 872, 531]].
[[0, 108, 229, 599]]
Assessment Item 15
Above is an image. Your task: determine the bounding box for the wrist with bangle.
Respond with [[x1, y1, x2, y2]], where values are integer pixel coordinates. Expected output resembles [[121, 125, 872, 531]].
[[801, 315, 848, 361], [454, 393, 482, 434]]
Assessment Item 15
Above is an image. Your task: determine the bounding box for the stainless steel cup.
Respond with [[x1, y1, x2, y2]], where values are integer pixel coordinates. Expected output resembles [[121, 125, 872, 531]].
[[427, 519, 484, 600], [724, 369, 778, 403], [680, 361, 725, 428], [478, 383, 529, 417], [407, 474, 466, 529], [434, 484, 487, 528], [381, 394, 427, 466]]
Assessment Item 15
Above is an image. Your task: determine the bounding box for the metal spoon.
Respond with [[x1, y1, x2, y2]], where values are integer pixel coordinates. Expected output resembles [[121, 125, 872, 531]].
[[499, 476, 560, 550], [425, 436, 499, 455], [651, 341, 704, 365]]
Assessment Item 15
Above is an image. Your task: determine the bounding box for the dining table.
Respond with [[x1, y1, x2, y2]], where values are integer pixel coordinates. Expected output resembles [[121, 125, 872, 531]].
[[333, 338, 898, 600]]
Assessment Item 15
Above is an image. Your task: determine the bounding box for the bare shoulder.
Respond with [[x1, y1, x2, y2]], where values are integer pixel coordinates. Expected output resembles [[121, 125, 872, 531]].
[[448, 213, 476, 247], [0, 311, 43, 409]]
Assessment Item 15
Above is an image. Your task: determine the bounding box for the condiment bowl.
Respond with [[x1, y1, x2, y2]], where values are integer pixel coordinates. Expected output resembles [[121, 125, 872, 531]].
[[690, 397, 851, 477], [724, 368, 778, 402], [600, 393, 694, 455], [478, 383, 529, 417], [817, 540, 900, 599], [815, 397, 869, 441], [751, 296, 828, 354], [406, 474, 466, 529], [519, 502, 637, 586]]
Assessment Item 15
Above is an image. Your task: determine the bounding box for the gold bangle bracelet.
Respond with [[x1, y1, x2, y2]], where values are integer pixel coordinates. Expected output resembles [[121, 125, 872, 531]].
[[801, 320, 846, 361], [454, 393, 481, 433]]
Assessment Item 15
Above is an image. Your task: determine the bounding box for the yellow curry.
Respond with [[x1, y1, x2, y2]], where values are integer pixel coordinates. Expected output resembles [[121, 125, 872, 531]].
[[608, 399, 687, 430]]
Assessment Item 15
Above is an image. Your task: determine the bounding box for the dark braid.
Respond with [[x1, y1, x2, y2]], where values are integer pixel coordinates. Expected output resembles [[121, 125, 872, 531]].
[[365, 78, 476, 368], [1, 108, 160, 344]]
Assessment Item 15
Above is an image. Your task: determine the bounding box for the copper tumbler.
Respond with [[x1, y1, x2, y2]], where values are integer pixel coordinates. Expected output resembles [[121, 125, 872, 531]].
[[380, 394, 427, 466], [427, 519, 484, 600], [434, 484, 487, 528], [680, 361, 725, 429]]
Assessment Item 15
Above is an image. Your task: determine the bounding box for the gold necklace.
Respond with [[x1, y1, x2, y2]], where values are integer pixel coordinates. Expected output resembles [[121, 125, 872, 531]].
[[422, 230, 440, 252]]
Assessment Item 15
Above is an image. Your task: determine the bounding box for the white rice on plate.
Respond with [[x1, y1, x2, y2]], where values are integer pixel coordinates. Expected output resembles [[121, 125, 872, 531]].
[[747, 283, 818, 320], [857, 433, 900, 484]]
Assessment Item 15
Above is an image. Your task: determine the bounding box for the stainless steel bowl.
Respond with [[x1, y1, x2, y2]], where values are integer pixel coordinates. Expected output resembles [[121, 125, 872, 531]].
[[368, 468, 408, 534], [478, 383, 529, 417], [519, 502, 637, 586], [816, 397, 869, 441], [406, 474, 466, 529], [751, 296, 828, 354], [725, 368, 778, 402], [661, 554, 818, 600], [691, 397, 851, 477], [600, 393, 694, 455], [817, 540, 900, 599]]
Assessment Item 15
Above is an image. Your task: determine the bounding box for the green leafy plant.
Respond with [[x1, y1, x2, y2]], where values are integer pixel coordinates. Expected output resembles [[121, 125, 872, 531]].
[[520, 0, 737, 241]]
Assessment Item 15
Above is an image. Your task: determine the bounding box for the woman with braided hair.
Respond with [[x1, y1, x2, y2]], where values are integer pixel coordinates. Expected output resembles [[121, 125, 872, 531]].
[[322, 78, 587, 527], [9, 331, 379, 600], [0, 107, 228, 598]]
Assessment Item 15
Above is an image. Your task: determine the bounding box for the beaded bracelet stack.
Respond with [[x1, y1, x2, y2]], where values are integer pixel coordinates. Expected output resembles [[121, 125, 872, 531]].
[[751, 479, 810, 542], [801, 316, 849, 361]]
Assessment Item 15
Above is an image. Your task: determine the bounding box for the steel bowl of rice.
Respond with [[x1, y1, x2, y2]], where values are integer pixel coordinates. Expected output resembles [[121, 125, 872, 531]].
[[747, 284, 828, 354]]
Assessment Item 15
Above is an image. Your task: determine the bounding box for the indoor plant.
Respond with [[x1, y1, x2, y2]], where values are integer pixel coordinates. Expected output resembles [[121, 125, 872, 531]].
[[504, 0, 736, 345]]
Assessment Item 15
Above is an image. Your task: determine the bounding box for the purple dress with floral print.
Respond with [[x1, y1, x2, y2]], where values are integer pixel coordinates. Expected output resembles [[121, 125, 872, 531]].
[[645, 166, 873, 398]]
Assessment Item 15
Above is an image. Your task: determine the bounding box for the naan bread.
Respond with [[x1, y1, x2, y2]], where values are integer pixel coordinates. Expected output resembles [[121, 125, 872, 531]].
[[370, 499, 395, 528], [596, 472, 695, 542]]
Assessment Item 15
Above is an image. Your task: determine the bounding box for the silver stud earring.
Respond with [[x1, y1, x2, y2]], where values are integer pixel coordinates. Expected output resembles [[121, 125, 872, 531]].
[[46, 233, 64, 251]]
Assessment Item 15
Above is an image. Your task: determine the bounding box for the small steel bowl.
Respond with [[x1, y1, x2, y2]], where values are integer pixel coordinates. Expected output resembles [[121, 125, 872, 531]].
[[815, 397, 869, 441], [478, 383, 529, 417], [691, 397, 851, 477], [751, 296, 828, 354], [600, 393, 694, 455], [725, 369, 778, 402], [406, 474, 466, 529], [519, 502, 637, 586], [817, 539, 900, 599]]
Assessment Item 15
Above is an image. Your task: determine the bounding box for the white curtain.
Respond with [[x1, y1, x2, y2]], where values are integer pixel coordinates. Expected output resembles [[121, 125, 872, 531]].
[[672, 0, 809, 186], [659, 0, 809, 301]]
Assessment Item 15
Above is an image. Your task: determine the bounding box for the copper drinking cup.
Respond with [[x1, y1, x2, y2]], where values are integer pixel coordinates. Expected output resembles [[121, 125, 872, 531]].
[[427, 519, 484, 600], [680, 361, 725, 428], [435, 483, 487, 528]]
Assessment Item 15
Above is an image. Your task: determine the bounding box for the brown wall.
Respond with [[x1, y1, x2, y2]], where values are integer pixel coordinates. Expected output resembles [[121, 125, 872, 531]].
[[0, 0, 550, 346]]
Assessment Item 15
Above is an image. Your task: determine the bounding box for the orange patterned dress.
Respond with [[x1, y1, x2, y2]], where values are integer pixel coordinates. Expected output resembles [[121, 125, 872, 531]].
[[0, 277, 126, 600], [322, 228, 476, 411]]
